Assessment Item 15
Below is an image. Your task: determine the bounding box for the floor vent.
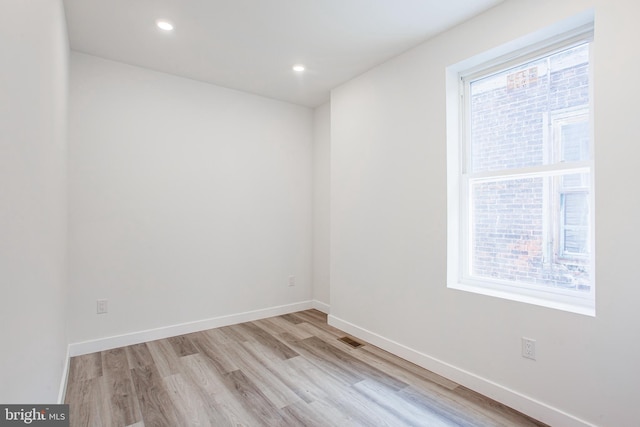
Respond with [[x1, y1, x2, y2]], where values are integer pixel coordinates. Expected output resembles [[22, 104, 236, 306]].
[[338, 336, 363, 348]]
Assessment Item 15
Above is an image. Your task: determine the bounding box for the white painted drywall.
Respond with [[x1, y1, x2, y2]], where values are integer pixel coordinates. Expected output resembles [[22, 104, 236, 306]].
[[330, 0, 640, 426], [0, 0, 69, 403], [312, 103, 331, 308], [68, 53, 313, 343]]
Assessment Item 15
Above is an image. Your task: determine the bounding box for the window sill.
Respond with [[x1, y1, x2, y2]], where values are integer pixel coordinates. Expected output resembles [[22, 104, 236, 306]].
[[447, 279, 595, 317]]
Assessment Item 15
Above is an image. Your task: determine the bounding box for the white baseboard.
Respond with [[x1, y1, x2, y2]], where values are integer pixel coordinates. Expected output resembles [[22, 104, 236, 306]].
[[328, 314, 597, 427], [311, 299, 330, 313], [69, 300, 314, 356], [57, 345, 70, 403]]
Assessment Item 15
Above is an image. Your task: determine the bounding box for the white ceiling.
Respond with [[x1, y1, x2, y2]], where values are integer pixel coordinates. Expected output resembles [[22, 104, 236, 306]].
[[63, 0, 503, 108]]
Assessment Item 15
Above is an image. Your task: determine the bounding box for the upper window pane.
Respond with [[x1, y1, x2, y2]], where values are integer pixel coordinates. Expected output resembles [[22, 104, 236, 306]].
[[470, 44, 590, 173]]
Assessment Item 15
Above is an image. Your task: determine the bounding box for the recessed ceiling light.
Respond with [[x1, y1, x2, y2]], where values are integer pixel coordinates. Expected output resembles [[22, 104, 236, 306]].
[[156, 20, 174, 31], [292, 64, 305, 72]]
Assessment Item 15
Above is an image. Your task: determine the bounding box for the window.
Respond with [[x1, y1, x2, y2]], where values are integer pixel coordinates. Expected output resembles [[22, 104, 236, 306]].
[[447, 24, 594, 315]]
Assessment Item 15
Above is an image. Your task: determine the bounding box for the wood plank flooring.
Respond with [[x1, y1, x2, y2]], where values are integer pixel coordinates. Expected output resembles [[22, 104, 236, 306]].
[[65, 310, 547, 427]]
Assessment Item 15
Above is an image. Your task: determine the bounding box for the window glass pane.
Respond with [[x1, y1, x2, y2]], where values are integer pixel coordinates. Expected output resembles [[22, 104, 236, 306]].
[[471, 176, 591, 292], [470, 43, 590, 173]]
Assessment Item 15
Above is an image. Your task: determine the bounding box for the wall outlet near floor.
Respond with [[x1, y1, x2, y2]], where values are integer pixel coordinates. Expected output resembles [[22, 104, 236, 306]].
[[288, 275, 296, 287], [97, 299, 108, 314], [522, 337, 536, 360]]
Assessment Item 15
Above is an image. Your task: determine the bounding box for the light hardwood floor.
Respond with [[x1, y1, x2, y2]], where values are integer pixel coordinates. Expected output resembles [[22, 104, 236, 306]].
[[64, 310, 547, 426]]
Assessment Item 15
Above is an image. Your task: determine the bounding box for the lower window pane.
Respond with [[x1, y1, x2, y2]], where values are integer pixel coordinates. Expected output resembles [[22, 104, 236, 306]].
[[470, 176, 591, 292]]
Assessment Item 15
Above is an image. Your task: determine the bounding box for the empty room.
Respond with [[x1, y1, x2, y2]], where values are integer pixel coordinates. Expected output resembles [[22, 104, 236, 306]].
[[1, 0, 639, 426]]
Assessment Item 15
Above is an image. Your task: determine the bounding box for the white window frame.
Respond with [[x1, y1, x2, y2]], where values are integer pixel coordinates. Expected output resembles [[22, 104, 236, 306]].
[[446, 21, 595, 316]]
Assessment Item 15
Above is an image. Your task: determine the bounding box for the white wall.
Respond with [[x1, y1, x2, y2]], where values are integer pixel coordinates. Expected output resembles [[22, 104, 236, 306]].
[[330, 0, 640, 426], [68, 53, 313, 344], [312, 103, 331, 308], [0, 0, 69, 403]]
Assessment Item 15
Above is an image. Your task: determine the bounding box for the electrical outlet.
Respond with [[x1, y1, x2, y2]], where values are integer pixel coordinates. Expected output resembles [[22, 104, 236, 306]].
[[288, 275, 296, 287], [522, 337, 536, 360], [97, 299, 108, 314]]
